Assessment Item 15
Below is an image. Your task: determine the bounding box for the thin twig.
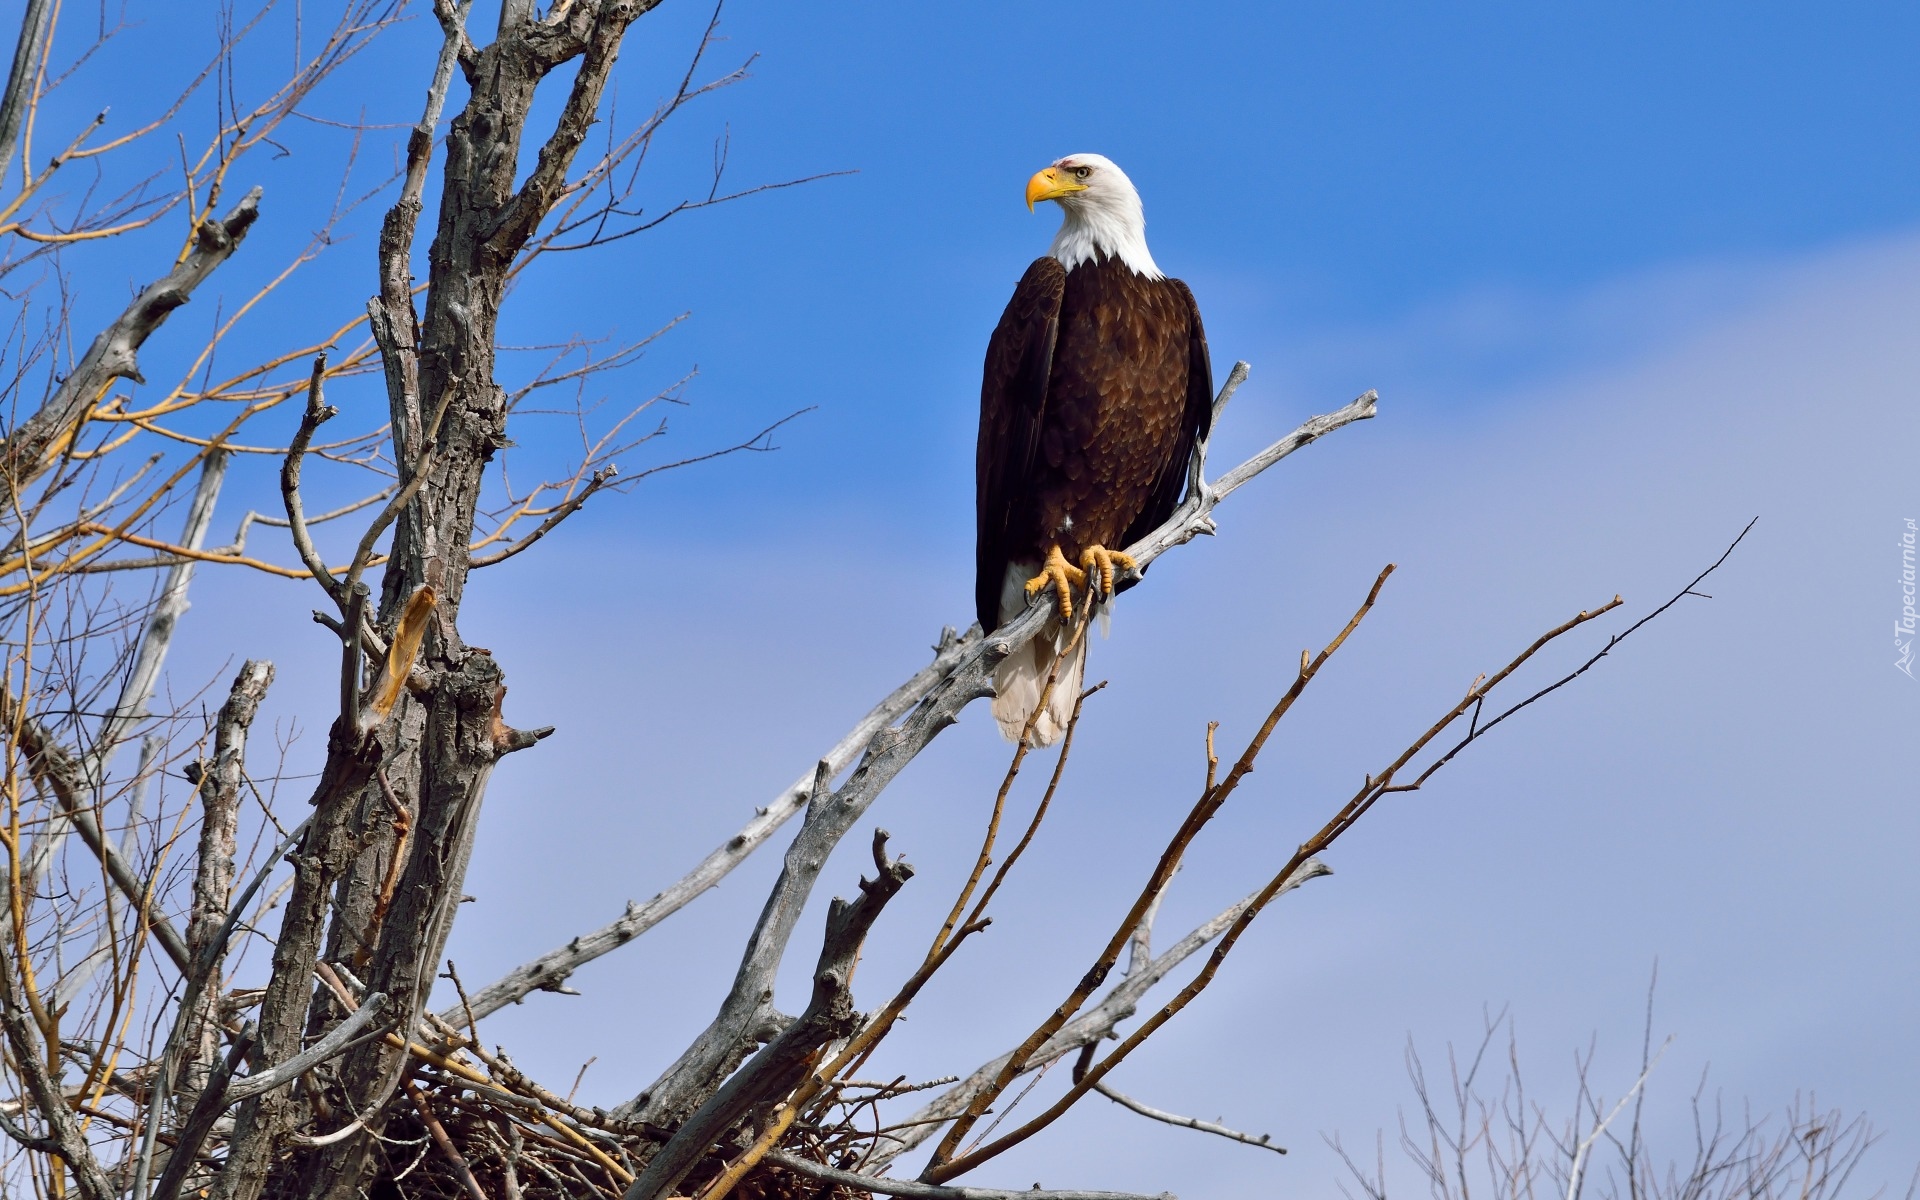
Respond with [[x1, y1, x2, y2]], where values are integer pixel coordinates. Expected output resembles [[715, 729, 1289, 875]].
[[281, 354, 342, 599], [406, 1080, 490, 1200], [1564, 1037, 1672, 1200], [762, 1151, 1175, 1200], [1074, 1046, 1285, 1156]]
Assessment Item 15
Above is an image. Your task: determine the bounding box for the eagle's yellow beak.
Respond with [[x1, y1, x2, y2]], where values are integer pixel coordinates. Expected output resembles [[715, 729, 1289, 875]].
[[1026, 166, 1087, 211]]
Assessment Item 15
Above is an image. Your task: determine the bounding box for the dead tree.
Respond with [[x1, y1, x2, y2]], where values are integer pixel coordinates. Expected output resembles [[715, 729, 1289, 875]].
[[0, 4, 1772, 1200]]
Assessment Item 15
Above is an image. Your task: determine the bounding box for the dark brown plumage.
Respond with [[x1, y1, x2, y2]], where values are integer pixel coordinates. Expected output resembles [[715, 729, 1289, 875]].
[[974, 253, 1213, 634]]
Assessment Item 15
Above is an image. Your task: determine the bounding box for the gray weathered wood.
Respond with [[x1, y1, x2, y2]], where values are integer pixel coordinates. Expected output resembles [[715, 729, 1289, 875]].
[[1086, 1077, 1285, 1156], [450, 626, 975, 1023], [624, 831, 914, 1200], [150, 1029, 254, 1200], [0, 0, 52, 186], [225, 995, 390, 1104], [180, 660, 275, 1107], [0, 191, 261, 510]]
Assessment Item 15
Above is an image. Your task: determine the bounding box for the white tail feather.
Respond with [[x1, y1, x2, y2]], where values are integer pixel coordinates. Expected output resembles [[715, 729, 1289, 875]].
[[992, 621, 1086, 747]]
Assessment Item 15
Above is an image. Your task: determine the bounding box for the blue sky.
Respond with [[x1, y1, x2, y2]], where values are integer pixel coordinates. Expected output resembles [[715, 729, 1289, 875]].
[[509, 0, 1920, 520], [29, 1, 1920, 1195]]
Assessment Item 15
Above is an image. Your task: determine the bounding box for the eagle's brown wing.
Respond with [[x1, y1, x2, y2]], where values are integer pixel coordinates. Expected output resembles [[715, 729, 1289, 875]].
[[1116, 277, 1214, 563], [976, 257, 1066, 633]]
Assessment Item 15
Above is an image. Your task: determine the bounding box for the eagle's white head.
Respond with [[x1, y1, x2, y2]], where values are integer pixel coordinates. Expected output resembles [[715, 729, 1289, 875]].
[[1026, 153, 1163, 280]]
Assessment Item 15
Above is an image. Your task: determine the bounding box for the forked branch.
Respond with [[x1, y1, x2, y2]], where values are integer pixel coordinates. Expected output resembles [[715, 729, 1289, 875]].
[[628, 830, 915, 1200]]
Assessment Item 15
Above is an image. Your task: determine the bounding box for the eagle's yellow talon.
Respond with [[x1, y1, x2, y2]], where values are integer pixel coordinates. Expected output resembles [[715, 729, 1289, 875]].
[[1078, 546, 1138, 597], [1024, 545, 1086, 620]]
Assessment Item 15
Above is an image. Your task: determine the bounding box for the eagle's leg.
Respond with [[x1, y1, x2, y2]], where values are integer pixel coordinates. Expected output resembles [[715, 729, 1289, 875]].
[[1078, 545, 1139, 599], [1024, 545, 1088, 621]]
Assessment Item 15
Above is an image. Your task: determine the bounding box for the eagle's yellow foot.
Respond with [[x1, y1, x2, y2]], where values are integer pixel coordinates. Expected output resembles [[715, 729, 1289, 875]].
[[1024, 545, 1088, 620], [1079, 545, 1138, 598]]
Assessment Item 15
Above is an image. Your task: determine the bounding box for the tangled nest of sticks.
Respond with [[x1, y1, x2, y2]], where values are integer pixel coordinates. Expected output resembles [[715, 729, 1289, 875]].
[[354, 1087, 867, 1200], [242, 1005, 889, 1200]]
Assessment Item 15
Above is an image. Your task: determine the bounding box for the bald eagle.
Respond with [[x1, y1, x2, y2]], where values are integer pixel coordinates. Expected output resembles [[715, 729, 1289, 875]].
[[977, 154, 1213, 745]]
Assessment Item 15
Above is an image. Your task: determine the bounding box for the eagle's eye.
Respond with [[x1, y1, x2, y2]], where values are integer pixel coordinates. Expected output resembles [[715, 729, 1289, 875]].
[[1073, 166, 1092, 180]]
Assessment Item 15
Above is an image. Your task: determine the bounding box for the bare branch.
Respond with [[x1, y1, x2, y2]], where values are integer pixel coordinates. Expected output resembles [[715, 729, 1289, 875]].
[[150, 1029, 254, 1200], [487, 1, 670, 259], [870, 859, 1331, 1172], [1413, 516, 1759, 786], [180, 660, 274, 1101], [213, 705, 386, 1200], [1075, 1047, 1285, 1157], [922, 517, 1754, 1184], [927, 567, 1393, 1174], [406, 1080, 490, 1200], [1563, 1036, 1671, 1200], [5, 701, 192, 972], [280, 356, 342, 598], [226, 993, 389, 1102], [0, 953, 115, 1199], [368, 0, 470, 466], [92, 449, 232, 774], [615, 374, 1372, 1130], [49, 736, 159, 1010], [0, 0, 53, 185], [0, 188, 263, 508], [466, 465, 614, 569], [12, 447, 227, 944], [1128, 375, 1376, 571], [451, 624, 978, 1023], [762, 1151, 1176, 1200], [627, 830, 915, 1200]]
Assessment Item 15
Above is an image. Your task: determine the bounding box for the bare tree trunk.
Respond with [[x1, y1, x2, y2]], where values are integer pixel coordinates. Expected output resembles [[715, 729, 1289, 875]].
[[210, 719, 385, 1200], [266, 8, 659, 1198]]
